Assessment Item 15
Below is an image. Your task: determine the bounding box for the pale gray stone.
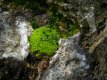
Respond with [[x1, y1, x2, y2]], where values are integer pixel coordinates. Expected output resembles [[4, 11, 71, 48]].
[[41, 33, 89, 80], [0, 10, 33, 60]]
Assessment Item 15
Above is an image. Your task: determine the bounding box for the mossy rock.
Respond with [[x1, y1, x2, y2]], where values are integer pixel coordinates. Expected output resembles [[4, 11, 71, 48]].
[[29, 26, 60, 57]]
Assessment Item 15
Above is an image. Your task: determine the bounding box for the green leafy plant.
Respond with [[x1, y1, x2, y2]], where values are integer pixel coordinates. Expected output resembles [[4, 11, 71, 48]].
[[29, 26, 60, 57]]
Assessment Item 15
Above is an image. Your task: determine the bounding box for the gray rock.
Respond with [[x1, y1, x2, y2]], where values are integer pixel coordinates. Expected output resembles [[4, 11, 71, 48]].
[[47, 0, 107, 39], [41, 33, 89, 80], [46, 0, 107, 80], [0, 10, 33, 60], [47, 0, 101, 33]]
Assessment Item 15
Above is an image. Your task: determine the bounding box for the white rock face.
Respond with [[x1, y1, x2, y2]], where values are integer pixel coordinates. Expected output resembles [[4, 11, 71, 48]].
[[0, 11, 33, 60], [15, 17, 33, 59], [41, 33, 90, 80]]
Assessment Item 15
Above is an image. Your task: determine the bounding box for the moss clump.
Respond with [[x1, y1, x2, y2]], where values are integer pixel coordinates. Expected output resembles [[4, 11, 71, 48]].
[[29, 26, 60, 57]]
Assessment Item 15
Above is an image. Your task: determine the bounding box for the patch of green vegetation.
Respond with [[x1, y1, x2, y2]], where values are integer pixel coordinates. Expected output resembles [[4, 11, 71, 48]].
[[67, 23, 79, 36], [48, 12, 79, 38], [29, 26, 60, 57], [49, 12, 64, 27], [46, 3, 79, 38]]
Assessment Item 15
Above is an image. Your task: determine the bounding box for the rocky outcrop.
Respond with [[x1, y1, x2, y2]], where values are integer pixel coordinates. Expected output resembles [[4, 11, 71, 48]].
[[0, 9, 33, 60], [47, 0, 107, 80], [47, 0, 107, 47], [85, 29, 107, 79], [41, 33, 90, 80], [0, 1, 107, 79], [47, 0, 107, 29]]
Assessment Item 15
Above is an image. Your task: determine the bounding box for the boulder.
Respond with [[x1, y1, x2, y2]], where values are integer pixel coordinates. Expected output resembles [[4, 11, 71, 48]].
[[0, 9, 33, 60], [46, 0, 107, 79], [41, 33, 90, 80]]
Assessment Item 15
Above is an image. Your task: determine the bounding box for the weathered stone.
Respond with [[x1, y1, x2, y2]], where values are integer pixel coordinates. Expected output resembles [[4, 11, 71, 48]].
[[47, 0, 107, 46], [89, 38, 107, 80], [0, 10, 33, 60], [34, 14, 49, 26], [46, 0, 107, 80], [41, 33, 90, 80]]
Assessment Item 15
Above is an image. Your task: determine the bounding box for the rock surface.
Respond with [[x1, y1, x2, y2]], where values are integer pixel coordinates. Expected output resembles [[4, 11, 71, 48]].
[[41, 33, 90, 80], [47, 0, 107, 47], [0, 9, 33, 60], [47, 0, 107, 80], [47, 0, 107, 31]]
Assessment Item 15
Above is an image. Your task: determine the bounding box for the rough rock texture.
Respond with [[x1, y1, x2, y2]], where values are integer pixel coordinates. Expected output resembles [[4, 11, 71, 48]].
[[41, 33, 90, 80], [35, 14, 49, 26], [0, 9, 33, 60], [47, 0, 107, 47], [47, 0, 107, 80], [47, 0, 107, 27], [89, 38, 107, 80]]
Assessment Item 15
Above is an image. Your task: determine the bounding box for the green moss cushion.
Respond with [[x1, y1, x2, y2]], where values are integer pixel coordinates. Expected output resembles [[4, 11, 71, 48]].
[[29, 26, 60, 56]]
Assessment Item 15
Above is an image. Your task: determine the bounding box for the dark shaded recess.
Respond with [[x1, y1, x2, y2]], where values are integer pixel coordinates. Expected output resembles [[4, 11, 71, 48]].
[[100, 0, 107, 9], [0, 54, 40, 80], [88, 38, 107, 80], [0, 58, 22, 80], [25, 54, 41, 64], [97, 19, 106, 34], [3, 0, 49, 14], [79, 19, 90, 46]]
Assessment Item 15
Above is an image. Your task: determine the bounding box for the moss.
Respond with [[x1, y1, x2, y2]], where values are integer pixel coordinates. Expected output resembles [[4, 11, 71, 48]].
[[29, 26, 60, 57]]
